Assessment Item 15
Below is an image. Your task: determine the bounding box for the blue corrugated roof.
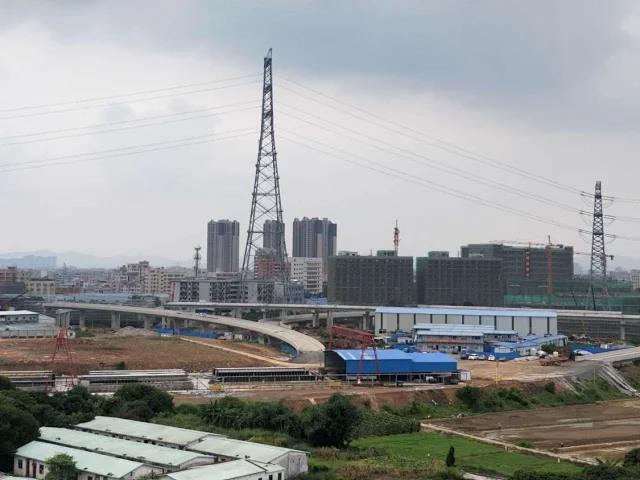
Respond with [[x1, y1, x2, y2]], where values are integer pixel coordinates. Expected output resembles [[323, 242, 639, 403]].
[[493, 334, 567, 349], [330, 349, 457, 374], [376, 306, 557, 318]]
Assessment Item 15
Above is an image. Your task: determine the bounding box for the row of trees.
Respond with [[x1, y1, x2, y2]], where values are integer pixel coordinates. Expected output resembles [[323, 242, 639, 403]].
[[0, 379, 174, 471]]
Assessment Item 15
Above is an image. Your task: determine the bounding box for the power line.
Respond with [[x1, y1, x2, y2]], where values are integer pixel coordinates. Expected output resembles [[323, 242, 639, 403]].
[[279, 130, 579, 232], [279, 75, 640, 210], [0, 73, 259, 113], [277, 76, 584, 195], [278, 106, 579, 214], [0, 103, 259, 148], [279, 131, 640, 243], [0, 100, 258, 141], [0, 80, 259, 121], [0, 127, 256, 172]]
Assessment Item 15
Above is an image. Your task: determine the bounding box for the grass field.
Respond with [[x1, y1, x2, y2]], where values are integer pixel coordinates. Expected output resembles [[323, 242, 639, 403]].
[[310, 432, 583, 479]]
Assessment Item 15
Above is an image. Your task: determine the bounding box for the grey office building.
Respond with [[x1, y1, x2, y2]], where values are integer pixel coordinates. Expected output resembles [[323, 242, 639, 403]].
[[416, 252, 504, 307], [292, 217, 337, 263], [206, 219, 240, 273], [327, 253, 414, 306]]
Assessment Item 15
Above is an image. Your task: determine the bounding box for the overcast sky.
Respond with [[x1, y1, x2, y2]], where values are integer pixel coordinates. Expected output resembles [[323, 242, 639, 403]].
[[1, 0, 640, 265]]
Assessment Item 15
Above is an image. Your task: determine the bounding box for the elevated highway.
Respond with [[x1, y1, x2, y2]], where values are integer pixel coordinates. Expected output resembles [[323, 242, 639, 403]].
[[43, 302, 324, 361]]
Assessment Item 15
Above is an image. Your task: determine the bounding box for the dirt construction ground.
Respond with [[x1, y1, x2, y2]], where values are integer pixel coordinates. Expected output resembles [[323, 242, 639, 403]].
[[434, 399, 640, 461], [0, 334, 284, 374]]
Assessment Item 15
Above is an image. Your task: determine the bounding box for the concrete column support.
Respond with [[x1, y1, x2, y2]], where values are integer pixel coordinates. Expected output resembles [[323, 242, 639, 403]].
[[312, 311, 319, 328], [326, 311, 334, 328], [110, 312, 121, 330], [361, 314, 369, 331], [143, 316, 154, 330], [78, 311, 87, 330], [174, 318, 185, 330], [620, 320, 626, 341]]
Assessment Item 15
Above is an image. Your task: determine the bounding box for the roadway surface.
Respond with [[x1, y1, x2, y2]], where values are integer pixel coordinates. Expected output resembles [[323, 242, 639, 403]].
[[576, 346, 640, 364], [43, 302, 325, 358], [166, 302, 376, 312]]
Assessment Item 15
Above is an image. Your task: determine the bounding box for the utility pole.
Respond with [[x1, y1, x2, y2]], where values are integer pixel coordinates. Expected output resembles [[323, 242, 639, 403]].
[[393, 220, 400, 255], [587, 180, 608, 309], [193, 246, 201, 278], [241, 49, 289, 301]]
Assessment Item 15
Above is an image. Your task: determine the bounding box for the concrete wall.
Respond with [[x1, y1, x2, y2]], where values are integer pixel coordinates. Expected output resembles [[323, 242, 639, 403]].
[[375, 312, 557, 337]]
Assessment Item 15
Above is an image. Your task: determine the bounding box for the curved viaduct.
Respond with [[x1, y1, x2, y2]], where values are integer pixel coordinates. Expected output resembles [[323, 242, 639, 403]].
[[43, 302, 324, 361]]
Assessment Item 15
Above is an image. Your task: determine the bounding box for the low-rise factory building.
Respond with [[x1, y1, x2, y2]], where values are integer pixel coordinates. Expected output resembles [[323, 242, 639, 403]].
[[39, 427, 214, 473], [0, 310, 39, 324], [375, 306, 558, 337], [162, 460, 284, 480], [324, 349, 457, 380], [412, 324, 517, 353], [190, 437, 307, 477], [14, 441, 150, 480], [77, 369, 192, 393], [74, 417, 308, 477]]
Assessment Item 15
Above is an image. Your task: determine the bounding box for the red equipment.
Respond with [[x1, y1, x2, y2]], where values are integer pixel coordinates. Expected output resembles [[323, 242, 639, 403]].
[[328, 325, 381, 381]]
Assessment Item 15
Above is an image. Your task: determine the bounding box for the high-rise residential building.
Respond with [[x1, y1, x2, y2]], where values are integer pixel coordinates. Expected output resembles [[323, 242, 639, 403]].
[[461, 243, 574, 285], [416, 252, 504, 307], [207, 219, 240, 273], [289, 257, 324, 295], [327, 252, 414, 306], [263, 220, 285, 253], [292, 218, 337, 265], [254, 248, 289, 280]]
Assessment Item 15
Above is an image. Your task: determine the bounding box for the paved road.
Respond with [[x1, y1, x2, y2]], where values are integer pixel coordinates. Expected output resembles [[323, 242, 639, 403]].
[[576, 346, 640, 364], [43, 302, 325, 358]]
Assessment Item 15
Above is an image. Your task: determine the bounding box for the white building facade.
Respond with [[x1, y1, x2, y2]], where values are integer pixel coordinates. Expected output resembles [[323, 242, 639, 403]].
[[289, 257, 323, 295]]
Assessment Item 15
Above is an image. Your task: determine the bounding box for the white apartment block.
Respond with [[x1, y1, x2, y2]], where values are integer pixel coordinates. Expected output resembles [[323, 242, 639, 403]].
[[289, 257, 324, 295], [632, 270, 640, 291]]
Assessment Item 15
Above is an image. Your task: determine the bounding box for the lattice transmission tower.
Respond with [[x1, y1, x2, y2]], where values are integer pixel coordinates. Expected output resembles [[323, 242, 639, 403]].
[[587, 180, 608, 308], [240, 49, 289, 300]]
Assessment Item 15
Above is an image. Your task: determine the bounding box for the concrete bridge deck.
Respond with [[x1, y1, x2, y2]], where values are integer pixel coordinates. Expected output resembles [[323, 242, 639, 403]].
[[43, 302, 325, 360]]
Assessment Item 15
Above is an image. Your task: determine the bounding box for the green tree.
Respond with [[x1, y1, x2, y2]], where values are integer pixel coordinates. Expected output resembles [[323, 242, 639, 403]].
[[623, 447, 640, 467], [446, 446, 455, 467], [0, 376, 14, 391], [0, 398, 39, 471], [302, 393, 362, 448], [456, 386, 482, 411], [540, 343, 556, 355], [45, 454, 77, 480], [112, 400, 155, 422], [114, 384, 174, 416]]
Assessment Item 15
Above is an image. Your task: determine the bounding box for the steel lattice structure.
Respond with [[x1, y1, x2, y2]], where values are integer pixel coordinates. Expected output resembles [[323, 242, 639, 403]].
[[587, 180, 608, 306], [241, 49, 289, 300]]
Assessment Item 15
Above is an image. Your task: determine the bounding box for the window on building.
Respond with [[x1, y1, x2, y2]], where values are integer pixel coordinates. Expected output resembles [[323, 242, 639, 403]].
[[88, 476, 93, 480], [18, 459, 23, 469], [278, 473, 282, 480], [269, 475, 273, 480]]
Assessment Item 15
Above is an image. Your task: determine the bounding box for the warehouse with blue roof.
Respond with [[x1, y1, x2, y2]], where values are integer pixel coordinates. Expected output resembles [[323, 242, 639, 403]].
[[324, 349, 457, 380]]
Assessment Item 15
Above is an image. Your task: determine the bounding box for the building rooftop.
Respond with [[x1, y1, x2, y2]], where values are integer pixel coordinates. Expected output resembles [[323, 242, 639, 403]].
[[0, 310, 37, 316], [164, 460, 282, 480], [332, 349, 456, 363], [75, 416, 221, 447], [413, 324, 518, 336], [40, 427, 212, 468], [190, 437, 305, 464], [493, 334, 568, 350], [15, 441, 143, 478], [377, 306, 557, 317]]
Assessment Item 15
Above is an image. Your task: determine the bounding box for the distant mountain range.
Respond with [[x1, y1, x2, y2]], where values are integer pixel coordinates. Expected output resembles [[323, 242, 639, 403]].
[[0, 250, 189, 269]]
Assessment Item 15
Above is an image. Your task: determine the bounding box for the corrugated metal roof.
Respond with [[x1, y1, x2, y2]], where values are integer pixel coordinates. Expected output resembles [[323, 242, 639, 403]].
[[376, 306, 557, 317], [190, 437, 304, 463], [40, 427, 212, 467], [15, 441, 143, 478], [0, 310, 37, 316], [493, 335, 568, 349], [408, 352, 457, 363], [164, 460, 282, 480], [75, 416, 221, 446], [332, 349, 408, 361], [415, 330, 484, 338]]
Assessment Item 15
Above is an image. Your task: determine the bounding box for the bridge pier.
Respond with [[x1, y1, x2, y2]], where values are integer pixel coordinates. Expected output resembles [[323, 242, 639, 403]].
[[161, 316, 169, 329], [55, 310, 71, 328], [312, 311, 319, 328], [361, 313, 370, 331], [110, 312, 121, 330], [326, 311, 334, 328], [621, 320, 626, 341], [78, 310, 87, 330]]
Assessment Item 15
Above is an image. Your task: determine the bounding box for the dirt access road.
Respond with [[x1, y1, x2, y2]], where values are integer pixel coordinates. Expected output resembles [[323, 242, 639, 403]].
[[0, 334, 282, 374], [433, 399, 640, 461]]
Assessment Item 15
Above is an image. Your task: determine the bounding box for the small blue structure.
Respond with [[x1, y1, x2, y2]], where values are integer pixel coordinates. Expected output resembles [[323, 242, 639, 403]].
[[325, 348, 457, 377]]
